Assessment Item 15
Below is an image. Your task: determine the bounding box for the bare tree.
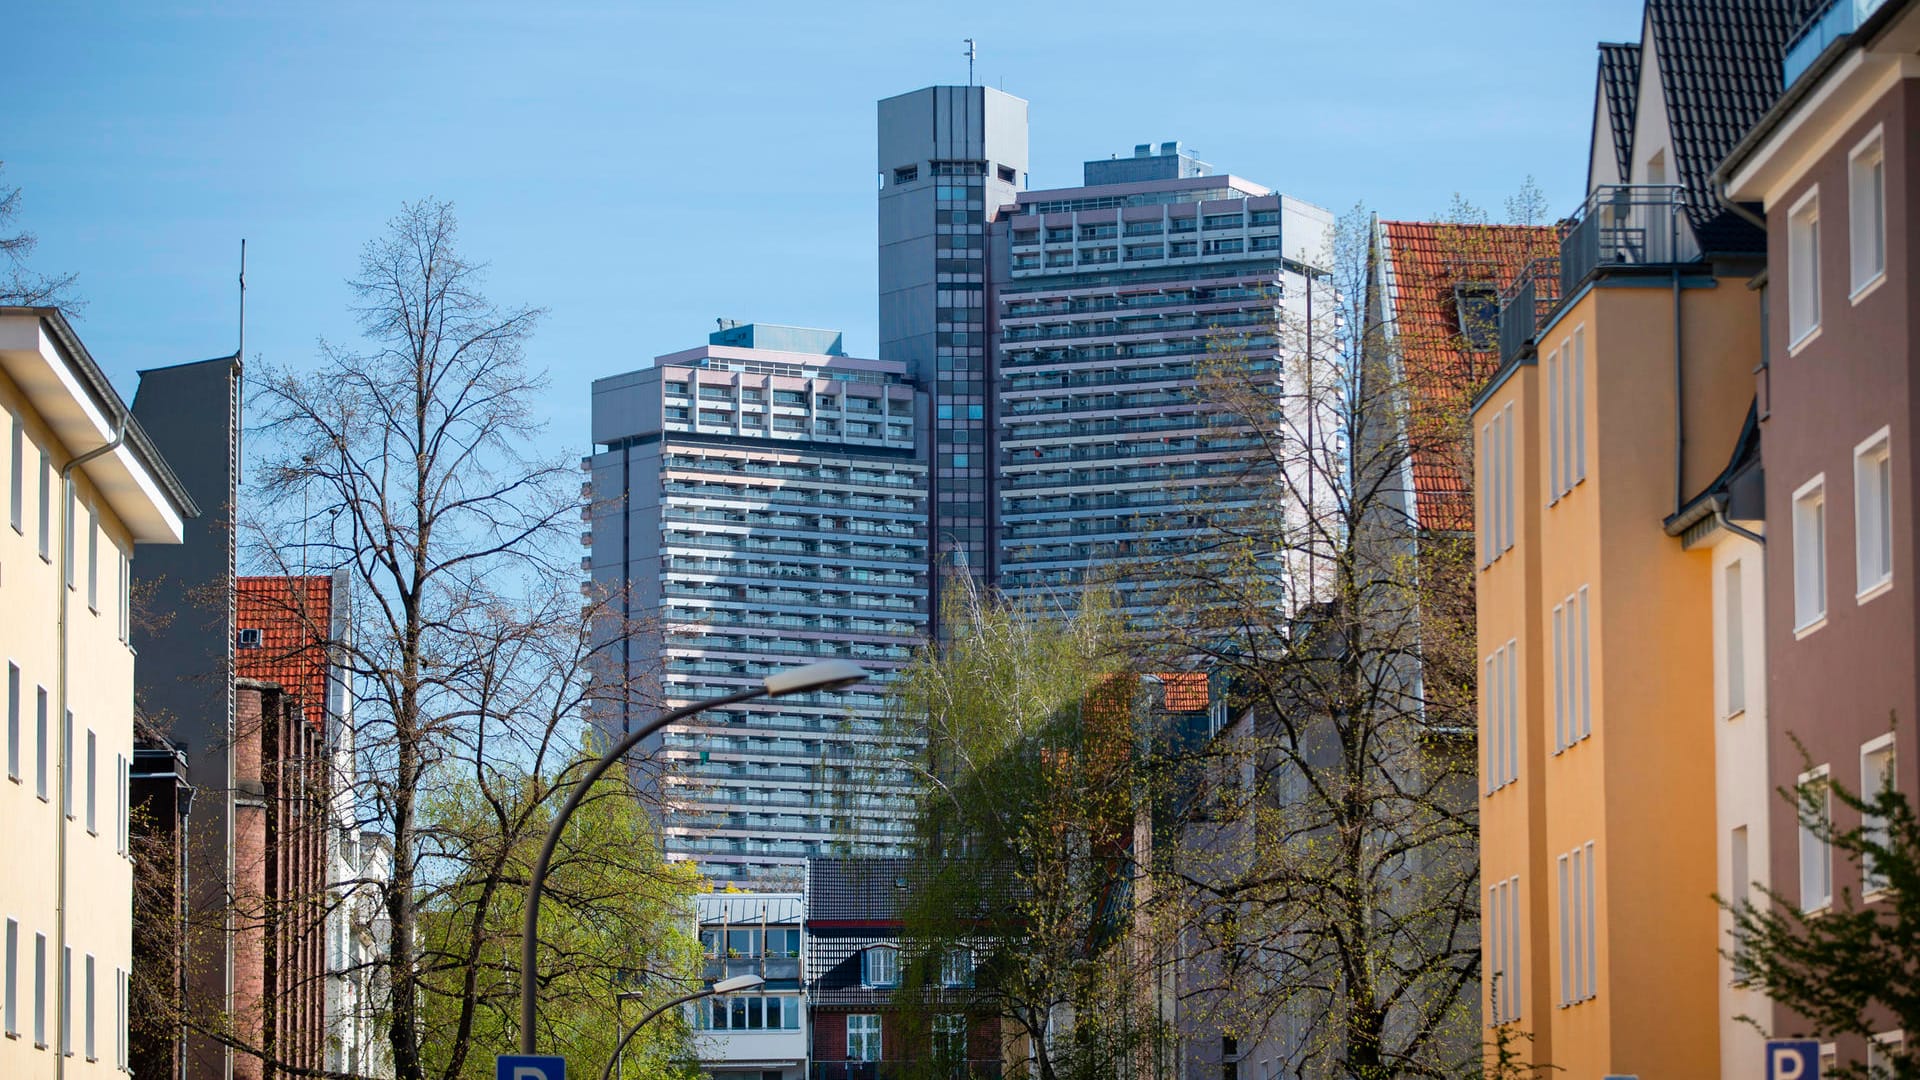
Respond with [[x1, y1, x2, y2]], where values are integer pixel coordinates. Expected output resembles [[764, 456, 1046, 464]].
[[0, 161, 82, 310], [241, 200, 698, 1080], [1143, 204, 1552, 1079]]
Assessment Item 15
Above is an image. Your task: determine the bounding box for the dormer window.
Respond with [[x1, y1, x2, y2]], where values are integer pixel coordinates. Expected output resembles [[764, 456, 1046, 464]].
[[1452, 283, 1499, 352], [862, 944, 899, 988], [940, 946, 974, 987]]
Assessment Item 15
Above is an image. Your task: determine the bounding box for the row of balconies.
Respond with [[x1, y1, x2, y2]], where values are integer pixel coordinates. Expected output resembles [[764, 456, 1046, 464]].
[[661, 456, 924, 489]]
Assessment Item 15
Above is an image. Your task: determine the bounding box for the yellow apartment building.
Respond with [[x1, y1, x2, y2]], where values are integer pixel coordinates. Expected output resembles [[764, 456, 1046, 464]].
[[0, 307, 193, 1080], [1474, 3, 1794, 1075]]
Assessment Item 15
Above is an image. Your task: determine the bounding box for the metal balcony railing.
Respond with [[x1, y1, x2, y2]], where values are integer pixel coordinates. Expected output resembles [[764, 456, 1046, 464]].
[[1784, 0, 1887, 86], [1558, 184, 1696, 296], [1498, 258, 1562, 365], [812, 1063, 1003, 1080]]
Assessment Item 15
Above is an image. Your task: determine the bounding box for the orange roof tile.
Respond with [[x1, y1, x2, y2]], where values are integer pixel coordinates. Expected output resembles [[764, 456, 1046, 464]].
[[1155, 672, 1210, 713], [1379, 220, 1559, 534], [235, 575, 335, 731]]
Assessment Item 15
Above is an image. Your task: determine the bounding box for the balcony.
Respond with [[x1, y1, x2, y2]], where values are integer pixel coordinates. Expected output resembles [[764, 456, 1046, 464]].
[[1784, 0, 1887, 87], [1497, 258, 1562, 365], [703, 956, 803, 984], [812, 1063, 1002, 1080], [1558, 184, 1696, 296]]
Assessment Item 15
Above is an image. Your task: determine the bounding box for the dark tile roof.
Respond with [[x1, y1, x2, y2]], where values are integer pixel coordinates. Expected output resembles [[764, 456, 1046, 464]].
[[1597, 42, 1641, 180], [806, 858, 921, 923], [806, 927, 900, 1009], [1644, 0, 1816, 252]]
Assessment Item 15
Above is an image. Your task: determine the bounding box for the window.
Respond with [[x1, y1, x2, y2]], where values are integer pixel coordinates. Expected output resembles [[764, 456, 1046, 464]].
[[1481, 407, 1516, 564], [698, 994, 801, 1031], [1725, 561, 1747, 716], [941, 946, 973, 987], [7, 413, 20, 533], [86, 510, 98, 613], [1485, 641, 1519, 791], [1488, 875, 1521, 1022], [1502, 404, 1515, 550], [933, 1014, 967, 1060], [1570, 327, 1587, 485], [1799, 765, 1833, 911], [1547, 344, 1560, 500], [83, 953, 93, 1061], [1850, 129, 1886, 296], [6, 663, 17, 782], [85, 730, 95, 835], [1552, 603, 1566, 751], [1863, 735, 1896, 895], [847, 1014, 882, 1061], [118, 550, 130, 644], [4, 917, 14, 1037], [1789, 188, 1821, 345], [894, 165, 918, 185], [1856, 428, 1893, 599], [1479, 421, 1493, 566], [35, 687, 47, 802], [115, 967, 127, 1070], [63, 486, 74, 588], [63, 711, 73, 820], [61, 945, 69, 1055], [32, 932, 44, 1047], [38, 451, 50, 560], [1551, 589, 1591, 751], [1557, 841, 1597, 1005], [1870, 1031, 1905, 1080], [863, 945, 899, 987], [1731, 826, 1752, 979], [1794, 476, 1828, 631]]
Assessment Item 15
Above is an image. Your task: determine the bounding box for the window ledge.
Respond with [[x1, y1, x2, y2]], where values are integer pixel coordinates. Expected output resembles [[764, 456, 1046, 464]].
[[1802, 901, 1832, 917], [1850, 272, 1888, 305], [1857, 578, 1893, 605], [1794, 616, 1828, 640], [1724, 706, 1748, 722], [1789, 325, 1824, 357], [1865, 886, 1891, 904]]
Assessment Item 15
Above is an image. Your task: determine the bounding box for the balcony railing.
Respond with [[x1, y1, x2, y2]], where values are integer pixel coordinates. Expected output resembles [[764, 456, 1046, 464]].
[[1784, 0, 1887, 86], [1558, 184, 1696, 296], [1498, 258, 1562, 365], [812, 1063, 1003, 1080]]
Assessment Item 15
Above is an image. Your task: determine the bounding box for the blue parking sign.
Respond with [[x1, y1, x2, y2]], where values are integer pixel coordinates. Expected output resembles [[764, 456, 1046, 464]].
[[1767, 1040, 1821, 1080], [497, 1054, 565, 1080]]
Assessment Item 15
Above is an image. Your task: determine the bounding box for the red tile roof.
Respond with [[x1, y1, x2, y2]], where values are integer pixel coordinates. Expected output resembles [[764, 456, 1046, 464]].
[[235, 575, 335, 731], [1378, 220, 1559, 533]]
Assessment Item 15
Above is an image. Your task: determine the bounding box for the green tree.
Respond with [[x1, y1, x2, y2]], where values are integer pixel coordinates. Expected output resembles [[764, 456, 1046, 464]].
[[416, 755, 704, 1080], [1726, 748, 1920, 1079], [881, 581, 1178, 1080]]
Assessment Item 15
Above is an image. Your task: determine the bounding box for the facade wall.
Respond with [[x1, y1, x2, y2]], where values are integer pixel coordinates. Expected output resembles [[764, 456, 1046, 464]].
[[1711, 531, 1770, 1080], [1757, 74, 1918, 1063], [0, 332, 173, 1079], [1477, 273, 1758, 1079]]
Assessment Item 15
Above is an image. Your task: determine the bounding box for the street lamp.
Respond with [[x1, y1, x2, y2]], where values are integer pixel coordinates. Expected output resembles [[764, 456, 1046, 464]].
[[607, 973, 764, 1080], [519, 660, 869, 1054]]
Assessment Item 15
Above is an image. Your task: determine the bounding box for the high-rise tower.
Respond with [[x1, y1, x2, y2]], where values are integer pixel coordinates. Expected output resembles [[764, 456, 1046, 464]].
[[877, 86, 1028, 610]]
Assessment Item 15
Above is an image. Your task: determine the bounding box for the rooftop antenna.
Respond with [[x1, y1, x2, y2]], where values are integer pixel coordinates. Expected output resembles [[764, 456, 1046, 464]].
[[963, 38, 976, 86], [237, 238, 246, 363]]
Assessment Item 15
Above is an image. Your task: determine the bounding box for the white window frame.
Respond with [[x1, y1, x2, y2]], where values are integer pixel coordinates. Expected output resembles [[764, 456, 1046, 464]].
[[1504, 638, 1519, 785], [85, 508, 98, 614], [1789, 186, 1822, 348], [83, 952, 93, 1062], [1799, 764, 1834, 912], [1869, 1030, 1905, 1080], [1479, 422, 1492, 567], [847, 1013, 882, 1061], [1501, 402, 1516, 552], [3, 917, 15, 1038], [1551, 604, 1566, 753], [38, 450, 51, 561], [1855, 427, 1894, 602], [932, 1012, 967, 1059], [1725, 560, 1747, 717], [1862, 733, 1896, 897], [1571, 325, 1587, 485], [941, 946, 973, 987], [1576, 587, 1592, 741], [7, 412, 20, 534], [32, 932, 44, 1048], [84, 729, 95, 836], [1849, 126, 1887, 300], [1794, 474, 1829, 635], [6, 662, 17, 783], [862, 944, 899, 988], [1547, 345, 1562, 502]]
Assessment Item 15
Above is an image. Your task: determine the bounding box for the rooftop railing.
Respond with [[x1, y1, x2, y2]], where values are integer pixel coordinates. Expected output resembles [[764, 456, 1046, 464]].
[[1558, 184, 1695, 296], [1784, 0, 1887, 87], [1498, 258, 1561, 365]]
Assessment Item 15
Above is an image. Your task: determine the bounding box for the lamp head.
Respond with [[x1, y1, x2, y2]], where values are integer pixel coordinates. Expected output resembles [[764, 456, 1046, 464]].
[[761, 660, 869, 697], [711, 973, 765, 994]]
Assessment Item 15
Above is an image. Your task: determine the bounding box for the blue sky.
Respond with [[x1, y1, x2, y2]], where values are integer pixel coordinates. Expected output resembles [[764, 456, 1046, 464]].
[[8, 1, 1642, 462]]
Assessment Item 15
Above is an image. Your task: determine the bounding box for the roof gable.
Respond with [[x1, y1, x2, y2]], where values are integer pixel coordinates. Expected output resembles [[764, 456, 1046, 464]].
[[1640, 0, 1813, 250], [235, 575, 336, 730], [1597, 42, 1643, 182]]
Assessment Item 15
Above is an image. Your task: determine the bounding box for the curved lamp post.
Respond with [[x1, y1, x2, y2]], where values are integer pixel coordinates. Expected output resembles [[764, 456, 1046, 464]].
[[519, 660, 869, 1054], [606, 973, 764, 1080]]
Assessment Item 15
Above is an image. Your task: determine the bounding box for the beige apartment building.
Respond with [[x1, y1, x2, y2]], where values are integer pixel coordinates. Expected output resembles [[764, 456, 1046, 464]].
[[0, 307, 194, 1079]]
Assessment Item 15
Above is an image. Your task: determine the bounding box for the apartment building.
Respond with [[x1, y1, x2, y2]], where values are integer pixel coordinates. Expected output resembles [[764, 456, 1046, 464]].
[[0, 307, 195, 1080], [878, 85, 1028, 603], [989, 145, 1334, 623], [1474, 2, 1803, 1075], [690, 892, 807, 1080], [588, 326, 929, 885], [1721, 0, 1920, 1070]]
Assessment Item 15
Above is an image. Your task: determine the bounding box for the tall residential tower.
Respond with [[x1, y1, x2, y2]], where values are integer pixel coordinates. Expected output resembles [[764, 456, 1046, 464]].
[[588, 326, 929, 884]]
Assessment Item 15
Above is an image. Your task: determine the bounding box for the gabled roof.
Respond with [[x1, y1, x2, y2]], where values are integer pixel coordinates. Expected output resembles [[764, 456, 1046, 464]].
[[1376, 221, 1559, 533], [806, 857, 921, 923], [1642, 0, 1814, 252], [1597, 42, 1642, 179], [235, 575, 335, 730]]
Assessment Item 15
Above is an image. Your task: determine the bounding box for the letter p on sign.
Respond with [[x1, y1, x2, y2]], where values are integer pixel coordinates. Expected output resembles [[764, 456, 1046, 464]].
[[1767, 1040, 1821, 1080], [495, 1054, 565, 1080]]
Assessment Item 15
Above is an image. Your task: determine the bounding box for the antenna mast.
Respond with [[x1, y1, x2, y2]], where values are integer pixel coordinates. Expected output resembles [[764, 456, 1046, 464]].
[[237, 238, 247, 362], [963, 38, 977, 86]]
